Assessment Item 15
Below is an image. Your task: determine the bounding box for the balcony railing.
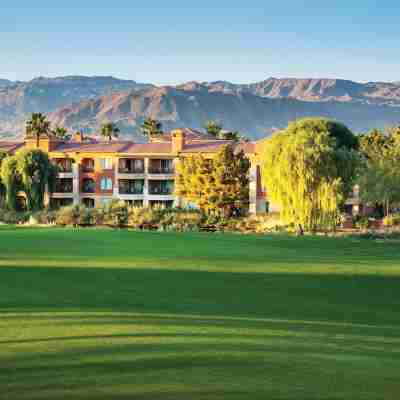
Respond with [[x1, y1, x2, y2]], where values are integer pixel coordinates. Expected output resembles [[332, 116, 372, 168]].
[[119, 187, 144, 195], [148, 166, 174, 174], [54, 179, 73, 193], [118, 179, 144, 195], [148, 186, 174, 195], [118, 166, 145, 174], [118, 159, 145, 174]]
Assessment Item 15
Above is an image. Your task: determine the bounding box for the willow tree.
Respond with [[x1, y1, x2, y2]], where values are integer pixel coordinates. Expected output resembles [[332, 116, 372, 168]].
[[176, 144, 250, 216], [0, 156, 20, 210], [261, 118, 359, 233], [0, 151, 9, 208], [1, 149, 58, 211]]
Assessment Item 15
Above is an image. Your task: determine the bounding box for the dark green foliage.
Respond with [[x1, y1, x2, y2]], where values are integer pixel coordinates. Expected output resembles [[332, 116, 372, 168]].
[[52, 126, 71, 140], [1, 149, 57, 211], [141, 118, 163, 140], [100, 122, 120, 141], [358, 127, 400, 215], [25, 113, 51, 139], [15, 149, 58, 211], [0, 156, 20, 210]]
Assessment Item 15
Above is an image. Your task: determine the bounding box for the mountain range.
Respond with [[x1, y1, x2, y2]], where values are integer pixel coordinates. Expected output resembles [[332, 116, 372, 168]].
[[1, 75, 399, 140]]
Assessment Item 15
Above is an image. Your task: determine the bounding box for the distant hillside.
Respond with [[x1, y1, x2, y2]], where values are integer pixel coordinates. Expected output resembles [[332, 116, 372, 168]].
[[49, 84, 400, 140], [1, 76, 400, 139], [204, 78, 400, 106], [0, 76, 153, 136]]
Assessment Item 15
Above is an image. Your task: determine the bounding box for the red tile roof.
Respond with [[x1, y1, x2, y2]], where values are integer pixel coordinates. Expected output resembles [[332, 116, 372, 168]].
[[54, 141, 134, 153], [157, 128, 218, 142], [181, 140, 232, 153], [0, 141, 25, 154]]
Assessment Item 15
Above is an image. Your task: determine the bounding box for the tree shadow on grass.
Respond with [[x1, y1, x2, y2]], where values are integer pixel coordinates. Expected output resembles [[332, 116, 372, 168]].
[[1, 266, 400, 326]]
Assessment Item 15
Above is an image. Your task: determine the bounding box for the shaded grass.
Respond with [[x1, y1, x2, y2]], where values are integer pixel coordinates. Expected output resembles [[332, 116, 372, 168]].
[[0, 227, 400, 399]]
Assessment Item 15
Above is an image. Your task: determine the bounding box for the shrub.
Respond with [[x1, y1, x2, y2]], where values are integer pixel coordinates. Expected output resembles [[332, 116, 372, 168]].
[[353, 215, 370, 230], [102, 200, 129, 227], [55, 205, 80, 226], [0, 209, 31, 224]]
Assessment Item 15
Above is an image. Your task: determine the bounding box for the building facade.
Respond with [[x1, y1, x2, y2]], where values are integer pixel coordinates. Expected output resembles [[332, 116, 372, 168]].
[[0, 129, 267, 214]]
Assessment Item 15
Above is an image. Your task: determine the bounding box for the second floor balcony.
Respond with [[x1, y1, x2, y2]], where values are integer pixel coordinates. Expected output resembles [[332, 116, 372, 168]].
[[118, 158, 144, 174], [54, 178, 73, 193], [148, 180, 174, 195], [118, 179, 144, 195], [148, 159, 174, 174]]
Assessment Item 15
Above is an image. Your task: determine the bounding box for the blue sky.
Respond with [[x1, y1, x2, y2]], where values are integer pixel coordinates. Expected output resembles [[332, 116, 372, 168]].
[[1, 0, 399, 84]]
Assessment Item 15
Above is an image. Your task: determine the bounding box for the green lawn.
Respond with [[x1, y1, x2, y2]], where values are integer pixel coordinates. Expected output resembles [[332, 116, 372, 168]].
[[0, 227, 400, 399]]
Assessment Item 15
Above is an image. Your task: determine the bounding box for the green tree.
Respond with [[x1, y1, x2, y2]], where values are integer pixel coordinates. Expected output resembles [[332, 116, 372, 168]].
[[141, 118, 163, 140], [101, 122, 120, 141], [0, 156, 20, 210], [0, 151, 9, 208], [261, 118, 360, 233], [358, 128, 400, 216], [52, 126, 71, 141], [176, 144, 250, 216], [1, 149, 58, 211], [26, 113, 51, 145]]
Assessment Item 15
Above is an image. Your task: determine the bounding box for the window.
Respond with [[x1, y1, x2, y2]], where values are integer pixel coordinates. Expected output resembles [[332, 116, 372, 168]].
[[100, 158, 113, 170], [100, 177, 113, 191]]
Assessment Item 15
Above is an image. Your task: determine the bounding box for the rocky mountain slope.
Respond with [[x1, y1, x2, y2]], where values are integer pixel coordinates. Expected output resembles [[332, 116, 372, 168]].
[[1, 76, 399, 139], [0, 76, 152, 137], [49, 83, 400, 140]]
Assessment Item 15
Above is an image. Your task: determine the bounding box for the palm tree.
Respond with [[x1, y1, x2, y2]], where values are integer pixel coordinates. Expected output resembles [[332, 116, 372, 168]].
[[141, 118, 163, 140], [52, 126, 71, 141], [101, 122, 120, 141], [204, 121, 223, 138], [25, 113, 51, 146]]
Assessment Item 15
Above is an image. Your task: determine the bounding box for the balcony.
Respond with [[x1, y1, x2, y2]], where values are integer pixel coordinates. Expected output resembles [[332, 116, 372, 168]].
[[53, 158, 73, 173], [82, 158, 95, 173], [118, 158, 144, 174], [148, 180, 174, 195], [54, 178, 73, 193], [148, 159, 174, 174], [118, 179, 144, 195], [82, 178, 95, 193]]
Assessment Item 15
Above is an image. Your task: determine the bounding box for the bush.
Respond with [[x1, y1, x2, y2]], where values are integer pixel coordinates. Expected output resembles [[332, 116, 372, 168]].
[[0, 209, 29, 224], [102, 200, 129, 227], [29, 210, 57, 225], [55, 205, 99, 226], [158, 208, 204, 232], [353, 216, 370, 230], [383, 213, 400, 227]]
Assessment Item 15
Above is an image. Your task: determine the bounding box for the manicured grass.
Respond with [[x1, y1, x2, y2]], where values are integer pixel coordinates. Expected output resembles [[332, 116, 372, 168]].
[[0, 227, 399, 399]]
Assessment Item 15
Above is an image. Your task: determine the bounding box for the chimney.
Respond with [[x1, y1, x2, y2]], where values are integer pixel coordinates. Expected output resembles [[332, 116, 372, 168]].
[[171, 129, 185, 154], [74, 131, 84, 142]]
